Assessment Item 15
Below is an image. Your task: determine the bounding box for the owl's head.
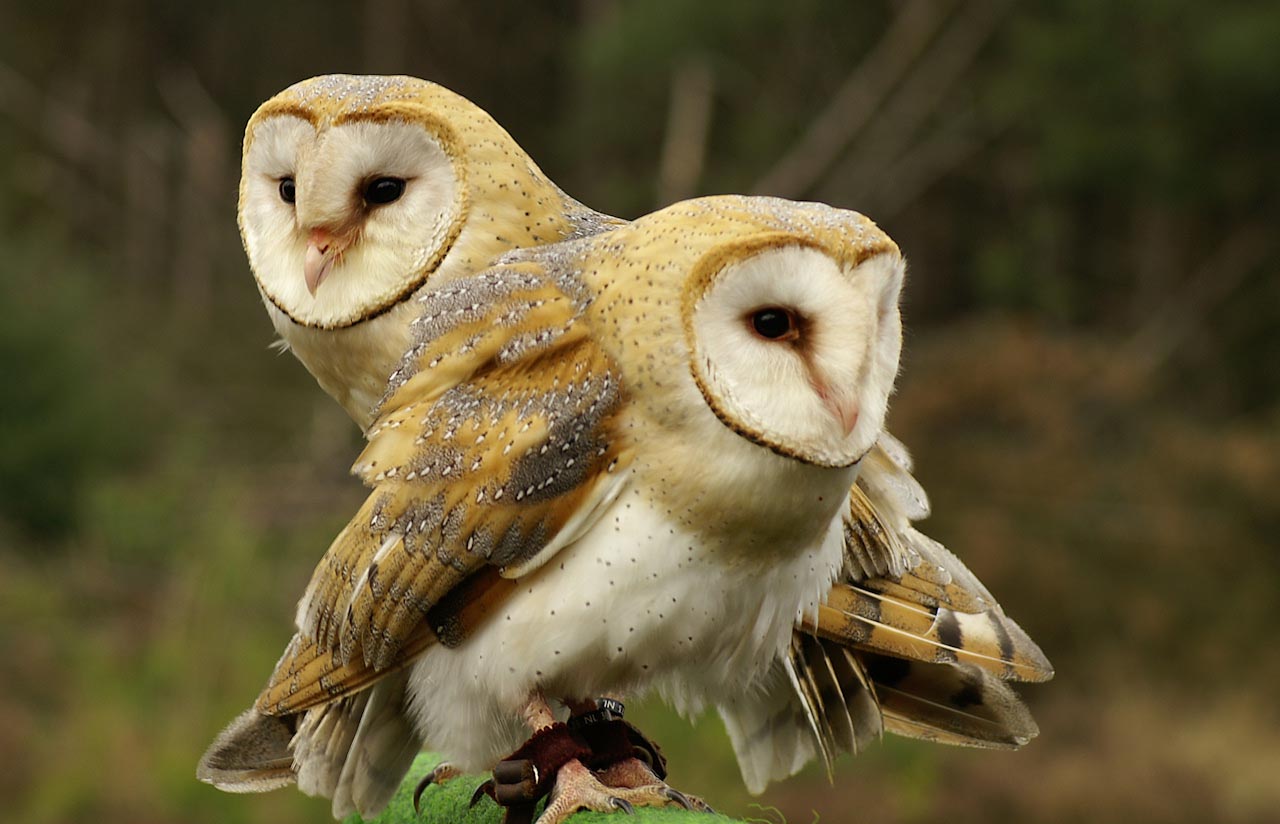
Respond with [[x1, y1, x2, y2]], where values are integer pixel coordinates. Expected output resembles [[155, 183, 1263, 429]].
[[588, 197, 904, 470], [683, 236, 903, 468], [239, 75, 584, 330]]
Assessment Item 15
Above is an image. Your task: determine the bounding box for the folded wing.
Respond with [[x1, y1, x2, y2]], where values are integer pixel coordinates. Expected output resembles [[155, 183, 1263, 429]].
[[721, 433, 1053, 790], [200, 263, 633, 814]]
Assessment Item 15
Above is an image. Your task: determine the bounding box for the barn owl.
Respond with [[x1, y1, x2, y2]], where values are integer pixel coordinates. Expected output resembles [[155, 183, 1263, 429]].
[[227, 75, 1051, 814], [238, 74, 620, 428], [199, 194, 948, 821]]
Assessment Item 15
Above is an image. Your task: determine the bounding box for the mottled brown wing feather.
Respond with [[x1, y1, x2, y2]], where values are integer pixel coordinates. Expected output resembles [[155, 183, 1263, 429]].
[[816, 503, 1054, 683], [776, 434, 1052, 770], [808, 438, 1052, 684], [870, 653, 1039, 748], [809, 567, 1053, 683], [257, 265, 631, 716], [258, 629, 438, 715]]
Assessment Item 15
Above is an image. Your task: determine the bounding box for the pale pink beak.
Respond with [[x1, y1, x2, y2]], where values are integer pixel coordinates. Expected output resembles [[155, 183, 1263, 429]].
[[814, 380, 859, 438], [304, 228, 340, 296], [828, 397, 859, 438]]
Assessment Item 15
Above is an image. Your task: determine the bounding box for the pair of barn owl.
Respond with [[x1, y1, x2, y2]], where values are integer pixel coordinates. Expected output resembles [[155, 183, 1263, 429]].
[[200, 75, 1051, 822]]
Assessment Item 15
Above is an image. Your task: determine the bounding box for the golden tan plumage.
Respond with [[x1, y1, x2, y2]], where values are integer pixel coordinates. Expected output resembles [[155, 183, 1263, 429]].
[[203, 195, 919, 818], [239, 74, 620, 425], [211, 74, 1052, 819], [263, 195, 899, 708]]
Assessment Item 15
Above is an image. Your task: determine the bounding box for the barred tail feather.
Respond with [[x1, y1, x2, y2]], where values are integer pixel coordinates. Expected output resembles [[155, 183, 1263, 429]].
[[294, 694, 368, 803], [788, 634, 882, 768], [866, 653, 1039, 748], [750, 431, 1053, 793], [812, 581, 1054, 683]]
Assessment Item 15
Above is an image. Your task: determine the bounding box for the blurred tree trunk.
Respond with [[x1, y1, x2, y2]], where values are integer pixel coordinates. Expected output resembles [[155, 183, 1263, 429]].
[[750, 0, 951, 198], [1130, 203, 1180, 327], [161, 71, 232, 325], [122, 120, 173, 286], [817, 0, 1011, 214], [656, 57, 714, 207], [1128, 220, 1273, 380]]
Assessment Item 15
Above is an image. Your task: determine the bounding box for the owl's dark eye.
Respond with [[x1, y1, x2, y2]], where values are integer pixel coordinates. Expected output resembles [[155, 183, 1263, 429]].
[[364, 177, 406, 205], [278, 177, 296, 204], [749, 307, 799, 341]]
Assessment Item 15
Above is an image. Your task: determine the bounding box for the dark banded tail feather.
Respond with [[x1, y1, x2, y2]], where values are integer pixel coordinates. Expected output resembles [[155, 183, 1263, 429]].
[[865, 653, 1039, 748], [809, 582, 1053, 683], [745, 435, 1053, 793], [763, 635, 1037, 787]]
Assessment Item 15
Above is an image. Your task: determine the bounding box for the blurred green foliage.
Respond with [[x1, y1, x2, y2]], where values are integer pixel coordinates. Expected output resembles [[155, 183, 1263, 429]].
[[0, 227, 124, 538], [1, 2, 1277, 824]]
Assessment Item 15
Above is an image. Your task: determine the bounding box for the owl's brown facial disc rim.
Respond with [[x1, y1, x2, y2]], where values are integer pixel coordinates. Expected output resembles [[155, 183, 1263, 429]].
[[241, 102, 473, 331], [681, 234, 876, 470]]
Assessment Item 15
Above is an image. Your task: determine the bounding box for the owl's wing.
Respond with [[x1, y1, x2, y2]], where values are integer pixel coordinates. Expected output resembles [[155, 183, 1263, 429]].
[[257, 264, 631, 716], [814, 437, 1052, 751], [821, 436, 1051, 682], [723, 434, 1053, 791]]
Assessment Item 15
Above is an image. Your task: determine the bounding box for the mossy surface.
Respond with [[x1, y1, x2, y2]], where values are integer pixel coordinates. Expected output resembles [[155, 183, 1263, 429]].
[[346, 753, 745, 824]]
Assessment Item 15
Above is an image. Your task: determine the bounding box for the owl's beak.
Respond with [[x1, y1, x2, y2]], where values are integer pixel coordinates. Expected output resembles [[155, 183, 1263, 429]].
[[304, 229, 342, 296], [815, 382, 859, 438], [829, 397, 859, 438]]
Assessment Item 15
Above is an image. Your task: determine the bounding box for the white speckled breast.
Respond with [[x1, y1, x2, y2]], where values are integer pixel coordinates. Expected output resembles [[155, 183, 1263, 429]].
[[403, 463, 848, 771]]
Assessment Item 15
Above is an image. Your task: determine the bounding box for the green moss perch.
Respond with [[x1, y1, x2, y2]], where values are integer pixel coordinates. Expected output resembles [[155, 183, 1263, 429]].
[[347, 753, 744, 824]]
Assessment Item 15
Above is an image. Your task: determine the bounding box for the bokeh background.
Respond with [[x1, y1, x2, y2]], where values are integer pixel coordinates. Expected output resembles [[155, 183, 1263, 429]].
[[3, 1, 1278, 822]]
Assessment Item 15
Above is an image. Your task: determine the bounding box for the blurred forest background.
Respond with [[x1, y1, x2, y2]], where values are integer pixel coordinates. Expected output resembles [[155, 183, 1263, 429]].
[[2, 1, 1278, 822]]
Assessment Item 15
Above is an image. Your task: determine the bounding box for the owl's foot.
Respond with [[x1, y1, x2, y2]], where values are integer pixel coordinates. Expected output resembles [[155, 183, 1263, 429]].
[[472, 756, 633, 824], [570, 709, 714, 814], [596, 757, 715, 814], [469, 719, 600, 824], [412, 762, 462, 813], [534, 758, 637, 824]]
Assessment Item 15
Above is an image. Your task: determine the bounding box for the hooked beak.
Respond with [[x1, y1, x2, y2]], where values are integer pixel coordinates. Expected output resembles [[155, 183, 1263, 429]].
[[816, 382, 859, 438], [304, 228, 343, 296]]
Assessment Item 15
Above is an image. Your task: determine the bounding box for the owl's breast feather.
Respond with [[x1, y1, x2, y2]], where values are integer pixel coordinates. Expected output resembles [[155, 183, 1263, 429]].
[[404, 473, 846, 770]]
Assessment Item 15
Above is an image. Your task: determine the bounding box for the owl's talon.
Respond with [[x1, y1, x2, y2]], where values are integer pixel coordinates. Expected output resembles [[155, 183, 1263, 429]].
[[532, 759, 636, 824], [470, 778, 496, 808], [664, 787, 694, 810], [570, 712, 713, 812], [594, 756, 714, 813], [414, 763, 462, 813]]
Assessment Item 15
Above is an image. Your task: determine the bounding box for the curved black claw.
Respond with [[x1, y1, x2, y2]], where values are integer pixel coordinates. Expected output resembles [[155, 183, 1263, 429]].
[[609, 797, 636, 815], [663, 787, 695, 810], [470, 778, 496, 808], [412, 776, 430, 814], [414, 767, 450, 813]]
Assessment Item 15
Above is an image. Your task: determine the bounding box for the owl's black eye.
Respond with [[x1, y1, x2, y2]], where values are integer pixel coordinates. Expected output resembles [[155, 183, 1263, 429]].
[[364, 177, 406, 205], [750, 307, 799, 341], [278, 177, 296, 204]]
